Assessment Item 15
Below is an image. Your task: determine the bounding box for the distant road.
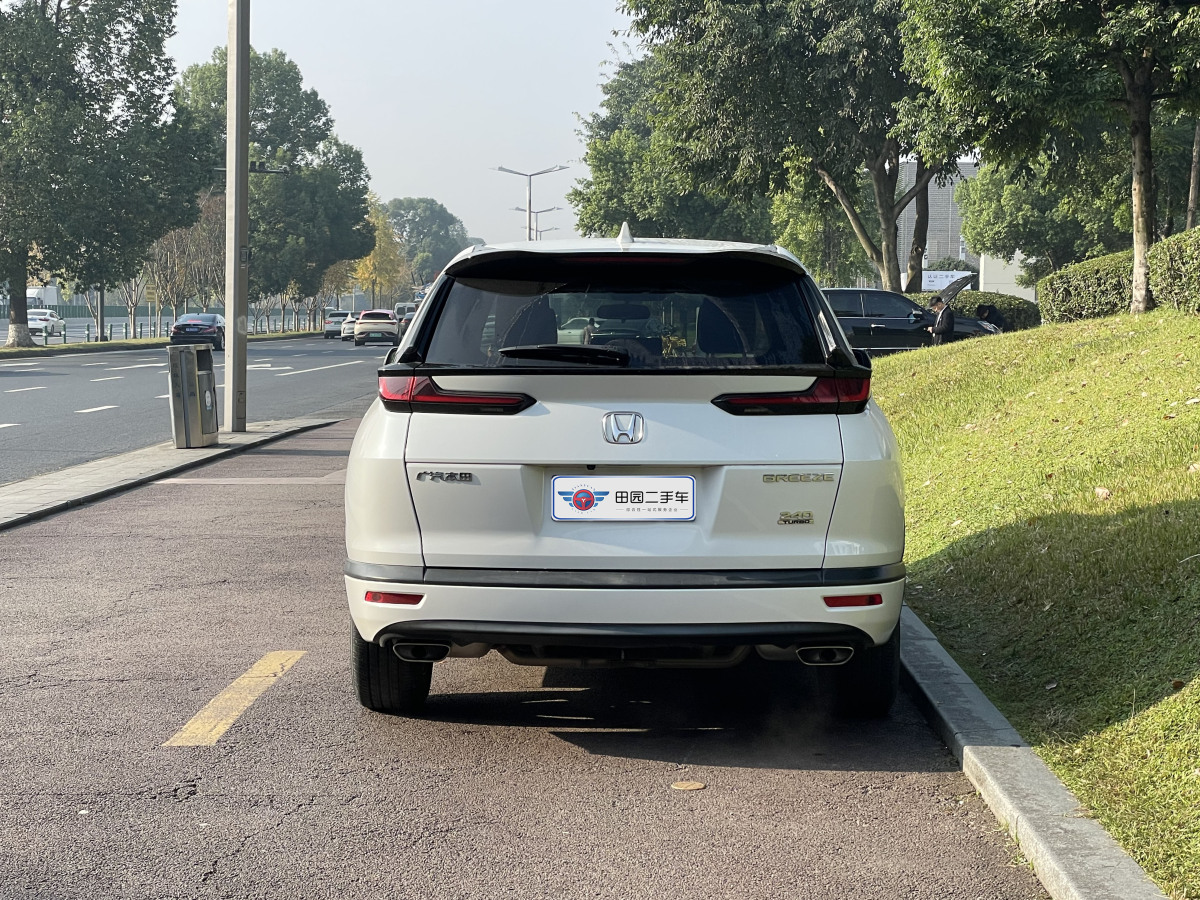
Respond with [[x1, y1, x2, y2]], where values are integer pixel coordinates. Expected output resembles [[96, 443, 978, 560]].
[[0, 336, 382, 485]]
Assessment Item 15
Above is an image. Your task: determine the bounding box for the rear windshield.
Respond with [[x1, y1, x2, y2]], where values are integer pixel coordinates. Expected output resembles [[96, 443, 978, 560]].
[[422, 255, 823, 369], [179, 314, 220, 324], [360, 311, 393, 321]]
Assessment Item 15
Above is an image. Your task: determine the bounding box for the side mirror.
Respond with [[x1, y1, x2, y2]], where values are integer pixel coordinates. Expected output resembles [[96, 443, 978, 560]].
[[909, 310, 925, 323], [384, 346, 400, 365]]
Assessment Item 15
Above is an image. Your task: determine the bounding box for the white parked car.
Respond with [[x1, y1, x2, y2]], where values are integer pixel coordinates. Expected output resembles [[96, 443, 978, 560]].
[[27, 309, 65, 337], [324, 309, 350, 339], [344, 230, 905, 717]]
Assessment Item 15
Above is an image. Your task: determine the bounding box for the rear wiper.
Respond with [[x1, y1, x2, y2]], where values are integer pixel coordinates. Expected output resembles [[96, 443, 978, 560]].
[[498, 344, 630, 367]]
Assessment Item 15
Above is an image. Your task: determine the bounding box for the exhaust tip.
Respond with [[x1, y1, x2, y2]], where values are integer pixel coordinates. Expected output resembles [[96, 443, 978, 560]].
[[390, 642, 451, 663], [797, 645, 854, 666]]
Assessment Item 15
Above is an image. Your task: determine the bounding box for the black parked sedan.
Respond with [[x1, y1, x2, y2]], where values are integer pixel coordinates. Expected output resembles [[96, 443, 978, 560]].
[[170, 313, 226, 350], [823, 288, 996, 355]]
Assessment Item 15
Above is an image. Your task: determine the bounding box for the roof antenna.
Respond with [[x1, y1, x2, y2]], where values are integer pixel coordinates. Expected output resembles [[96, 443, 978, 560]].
[[617, 221, 635, 247]]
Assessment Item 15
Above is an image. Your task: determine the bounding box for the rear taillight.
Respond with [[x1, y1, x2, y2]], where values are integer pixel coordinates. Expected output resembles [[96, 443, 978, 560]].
[[823, 594, 883, 608], [711, 377, 870, 415], [378, 375, 535, 415], [364, 591, 423, 605]]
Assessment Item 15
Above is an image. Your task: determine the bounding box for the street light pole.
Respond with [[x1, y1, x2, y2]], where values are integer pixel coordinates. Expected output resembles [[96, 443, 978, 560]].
[[224, 0, 250, 432], [495, 165, 567, 240], [511, 205, 560, 240]]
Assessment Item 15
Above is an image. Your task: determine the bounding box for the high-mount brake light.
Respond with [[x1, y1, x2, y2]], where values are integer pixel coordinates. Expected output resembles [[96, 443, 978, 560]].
[[711, 377, 870, 416], [823, 594, 883, 608], [378, 375, 535, 415]]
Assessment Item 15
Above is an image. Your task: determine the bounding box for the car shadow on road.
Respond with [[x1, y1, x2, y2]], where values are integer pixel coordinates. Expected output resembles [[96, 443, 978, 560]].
[[421, 658, 951, 773]]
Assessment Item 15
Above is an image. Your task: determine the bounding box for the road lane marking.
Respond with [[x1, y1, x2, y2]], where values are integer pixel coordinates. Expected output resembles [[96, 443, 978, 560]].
[[76, 405, 118, 413], [247, 364, 292, 371], [274, 360, 364, 377], [105, 363, 166, 371], [90, 376, 124, 382], [4, 386, 47, 393], [155, 394, 169, 399], [0, 424, 19, 429], [82, 362, 107, 367], [163, 651, 306, 747], [0, 362, 39, 367]]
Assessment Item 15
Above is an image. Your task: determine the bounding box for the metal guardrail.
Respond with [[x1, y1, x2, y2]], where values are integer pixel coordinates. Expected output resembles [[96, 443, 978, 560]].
[[2, 315, 318, 346]]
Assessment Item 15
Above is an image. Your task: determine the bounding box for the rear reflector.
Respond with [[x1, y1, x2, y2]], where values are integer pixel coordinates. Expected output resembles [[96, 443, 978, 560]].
[[364, 591, 423, 605], [711, 377, 870, 415], [823, 593, 883, 608], [379, 375, 535, 415]]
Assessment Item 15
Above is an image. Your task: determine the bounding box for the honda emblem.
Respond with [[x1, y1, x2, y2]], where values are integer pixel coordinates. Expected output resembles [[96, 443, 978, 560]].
[[602, 412, 644, 444]]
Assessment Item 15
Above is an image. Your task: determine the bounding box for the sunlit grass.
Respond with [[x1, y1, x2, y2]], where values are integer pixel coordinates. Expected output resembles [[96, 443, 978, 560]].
[[874, 312, 1200, 899]]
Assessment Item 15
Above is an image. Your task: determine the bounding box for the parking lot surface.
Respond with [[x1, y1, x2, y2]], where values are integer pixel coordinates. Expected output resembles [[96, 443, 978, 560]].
[[0, 422, 1047, 899]]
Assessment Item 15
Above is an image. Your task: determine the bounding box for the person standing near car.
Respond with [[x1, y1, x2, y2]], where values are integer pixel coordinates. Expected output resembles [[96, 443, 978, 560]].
[[581, 317, 597, 344], [926, 297, 955, 346]]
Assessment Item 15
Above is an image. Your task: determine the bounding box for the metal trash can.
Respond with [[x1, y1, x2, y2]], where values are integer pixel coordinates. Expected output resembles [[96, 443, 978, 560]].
[[167, 344, 220, 448]]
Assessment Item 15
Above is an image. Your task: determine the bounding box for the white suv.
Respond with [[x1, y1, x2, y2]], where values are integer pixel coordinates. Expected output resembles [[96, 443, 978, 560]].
[[344, 232, 905, 717]]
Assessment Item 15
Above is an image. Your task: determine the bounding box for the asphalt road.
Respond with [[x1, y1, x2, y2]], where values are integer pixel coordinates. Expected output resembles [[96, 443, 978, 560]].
[[0, 336, 381, 485], [0, 423, 1048, 900]]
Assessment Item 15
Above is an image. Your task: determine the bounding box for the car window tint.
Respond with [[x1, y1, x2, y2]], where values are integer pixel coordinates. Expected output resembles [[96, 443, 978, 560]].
[[862, 291, 917, 317], [422, 256, 823, 370], [824, 291, 863, 317]]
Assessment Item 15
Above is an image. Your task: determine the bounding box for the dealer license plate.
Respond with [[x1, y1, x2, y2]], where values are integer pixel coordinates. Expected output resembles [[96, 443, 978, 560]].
[[552, 475, 696, 521]]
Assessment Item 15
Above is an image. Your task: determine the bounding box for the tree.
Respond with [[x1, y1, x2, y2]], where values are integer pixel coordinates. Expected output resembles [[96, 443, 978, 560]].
[[903, 0, 1200, 312], [178, 50, 373, 316], [568, 55, 774, 243], [955, 116, 1195, 286], [0, 0, 206, 347], [247, 139, 375, 305], [384, 198, 473, 283], [621, 0, 953, 291], [355, 200, 409, 307], [176, 47, 331, 163]]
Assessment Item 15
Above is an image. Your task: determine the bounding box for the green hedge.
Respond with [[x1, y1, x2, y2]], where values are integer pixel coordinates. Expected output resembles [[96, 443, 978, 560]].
[[1148, 229, 1200, 315], [1037, 250, 1132, 322], [910, 290, 1041, 331]]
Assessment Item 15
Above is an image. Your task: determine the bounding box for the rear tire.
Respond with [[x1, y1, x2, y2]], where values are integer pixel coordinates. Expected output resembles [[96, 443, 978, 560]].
[[831, 626, 900, 718], [354, 338, 364, 347], [352, 627, 432, 715]]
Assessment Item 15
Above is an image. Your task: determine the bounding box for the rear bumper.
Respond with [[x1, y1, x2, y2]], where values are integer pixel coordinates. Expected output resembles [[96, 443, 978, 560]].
[[345, 565, 904, 648]]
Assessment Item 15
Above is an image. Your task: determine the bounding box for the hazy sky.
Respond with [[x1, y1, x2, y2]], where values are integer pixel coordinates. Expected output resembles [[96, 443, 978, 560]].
[[167, 1, 635, 244]]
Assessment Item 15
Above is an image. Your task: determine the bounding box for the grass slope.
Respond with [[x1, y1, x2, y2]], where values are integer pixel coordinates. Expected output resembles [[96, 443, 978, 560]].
[[873, 312, 1200, 899]]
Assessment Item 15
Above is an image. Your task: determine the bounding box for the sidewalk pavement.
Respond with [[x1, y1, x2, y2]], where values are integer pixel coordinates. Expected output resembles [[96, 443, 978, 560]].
[[0, 418, 337, 531], [0, 417, 1168, 900]]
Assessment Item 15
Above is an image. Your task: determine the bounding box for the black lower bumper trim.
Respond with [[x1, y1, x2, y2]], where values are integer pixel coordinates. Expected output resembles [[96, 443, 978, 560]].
[[375, 619, 872, 649], [345, 561, 905, 589]]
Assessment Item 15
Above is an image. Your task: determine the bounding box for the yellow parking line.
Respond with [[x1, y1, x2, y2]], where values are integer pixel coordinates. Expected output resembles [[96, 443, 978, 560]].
[[163, 651, 306, 747]]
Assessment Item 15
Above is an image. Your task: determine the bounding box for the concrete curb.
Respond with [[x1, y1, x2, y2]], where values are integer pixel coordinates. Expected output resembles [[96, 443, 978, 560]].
[[0, 417, 339, 531], [900, 607, 1167, 900], [0, 331, 321, 360]]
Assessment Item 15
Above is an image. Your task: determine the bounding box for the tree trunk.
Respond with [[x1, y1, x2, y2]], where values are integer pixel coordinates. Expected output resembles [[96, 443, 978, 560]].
[[1121, 57, 1156, 313], [3, 245, 34, 348], [869, 160, 903, 291], [904, 160, 930, 293], [1187, 119, 1200, 230], [816, 166, 883, 275]]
